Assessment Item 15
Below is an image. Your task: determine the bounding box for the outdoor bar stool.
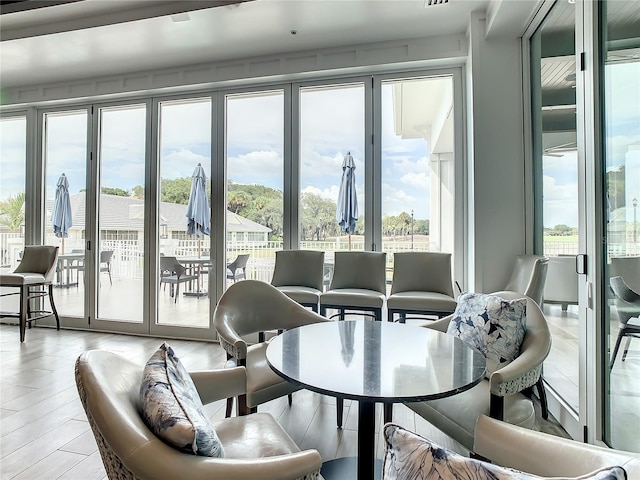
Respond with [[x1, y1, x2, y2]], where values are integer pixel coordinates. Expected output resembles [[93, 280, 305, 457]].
[[0, 245, 61, 343]]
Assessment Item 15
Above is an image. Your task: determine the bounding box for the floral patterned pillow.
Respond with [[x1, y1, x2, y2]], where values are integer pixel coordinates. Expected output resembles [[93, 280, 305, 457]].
[[139, 342, 224, 457], [446, 292, 527, 375], [382, 423, 626, 480]]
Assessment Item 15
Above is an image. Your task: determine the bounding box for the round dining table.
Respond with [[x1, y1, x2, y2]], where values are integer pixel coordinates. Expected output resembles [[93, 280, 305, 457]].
[[266, 319, 486, 480]]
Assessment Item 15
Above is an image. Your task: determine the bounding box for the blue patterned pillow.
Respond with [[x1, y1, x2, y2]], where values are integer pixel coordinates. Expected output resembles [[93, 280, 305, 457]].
[[382, 423, 626, 480], [139, 342, 224, 457], [446, 292, 527, 375]]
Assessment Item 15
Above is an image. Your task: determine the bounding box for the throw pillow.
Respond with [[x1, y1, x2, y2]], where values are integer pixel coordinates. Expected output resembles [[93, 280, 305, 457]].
[[447, 292, 527, 374], [139, 342, 224, 457], [382, 423, 626, 480]]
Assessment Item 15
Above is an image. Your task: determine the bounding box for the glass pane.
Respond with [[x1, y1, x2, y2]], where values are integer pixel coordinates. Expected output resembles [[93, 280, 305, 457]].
[[158, 98, 211, 327], [0, 116, 27, 317], [225, 90, 284, 286], [601, 0, 640, 451], [531, 0, 580, 414], [43, 111, 88, 319], [0, 116, 26, 274], [97, 105, 146, 323], [299, 83, 365, 287], [381, 76, 455, 288]]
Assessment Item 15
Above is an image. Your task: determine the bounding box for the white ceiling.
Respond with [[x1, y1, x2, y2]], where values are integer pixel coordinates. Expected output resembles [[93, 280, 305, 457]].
[[0, 0, 541, 90]]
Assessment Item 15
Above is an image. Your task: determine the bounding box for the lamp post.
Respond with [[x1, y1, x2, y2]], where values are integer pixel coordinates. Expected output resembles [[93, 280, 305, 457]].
[[411, 209, 414, 250], [633, 197, 638, 244]]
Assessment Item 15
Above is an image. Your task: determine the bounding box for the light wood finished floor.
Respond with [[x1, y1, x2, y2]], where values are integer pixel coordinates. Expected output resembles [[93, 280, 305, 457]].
[[0, 323, 564, 480]]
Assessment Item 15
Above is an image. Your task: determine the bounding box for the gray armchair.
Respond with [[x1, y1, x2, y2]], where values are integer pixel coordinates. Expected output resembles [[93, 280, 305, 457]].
[[214, 280, 329, 417], [503, 254, 549, 307], [404, 294, 551, 451], [474, 415, 640, 478], [75, 350, 323, 480], [387, 252, 457, 322], [271, 250, 325, 312], [0, 245, 60, 342]]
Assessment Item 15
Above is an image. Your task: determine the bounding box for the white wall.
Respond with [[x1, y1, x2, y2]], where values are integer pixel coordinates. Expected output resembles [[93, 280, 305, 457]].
[[466, 13, 527, 293]]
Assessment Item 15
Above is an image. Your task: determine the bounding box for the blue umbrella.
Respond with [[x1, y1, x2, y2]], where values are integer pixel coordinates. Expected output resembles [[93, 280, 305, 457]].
[[51, 173, 72, 253], [186, 163, 210, 257], [336, 151, 358, 250]]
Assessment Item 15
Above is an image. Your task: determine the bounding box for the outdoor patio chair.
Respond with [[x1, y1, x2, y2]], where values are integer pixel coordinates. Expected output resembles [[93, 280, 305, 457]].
[[75, 349, 322, 480], [271, 249, 325, 312], [100, 250, 114, 285], [404, 294, 551, 451], [609, 276, 640, 367], [214, 280, 331, 421], [226, 253, 249, 282], [0, 245, 60, 342], [387, 252, 457, 323], [159, 256, 198, 303]]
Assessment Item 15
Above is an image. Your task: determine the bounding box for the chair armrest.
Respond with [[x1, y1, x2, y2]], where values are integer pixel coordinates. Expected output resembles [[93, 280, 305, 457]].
[[130, 439, 323, 480], [215, 311, 249, 360], [474, 415, 640, 478], [420, 314, 452, 333], [488, 324, 549, 396], [190, 367, 247, 405]]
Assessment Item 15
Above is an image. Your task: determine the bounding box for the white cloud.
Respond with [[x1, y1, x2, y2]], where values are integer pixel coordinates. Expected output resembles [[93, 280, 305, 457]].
[[400, 171, 429, 190], [542, 175, 579, 227]]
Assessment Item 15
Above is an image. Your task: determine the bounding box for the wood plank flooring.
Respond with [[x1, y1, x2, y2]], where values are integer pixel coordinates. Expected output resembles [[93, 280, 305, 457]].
[[0, 323, 560, 480]]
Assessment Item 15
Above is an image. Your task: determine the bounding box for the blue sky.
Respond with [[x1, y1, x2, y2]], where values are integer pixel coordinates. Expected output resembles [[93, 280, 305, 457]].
[[1, 65, 638, 228]]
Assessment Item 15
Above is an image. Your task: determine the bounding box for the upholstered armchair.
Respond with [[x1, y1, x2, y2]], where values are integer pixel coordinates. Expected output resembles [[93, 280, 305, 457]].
[[214, 280, 329, 417], [404, 294, 551, 451], [474, 415, 640, 478], [75, 350, 323, 480]]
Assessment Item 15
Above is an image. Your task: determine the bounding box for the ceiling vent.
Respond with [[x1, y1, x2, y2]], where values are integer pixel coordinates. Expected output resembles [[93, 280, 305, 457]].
[[424, 0, 449, 6]]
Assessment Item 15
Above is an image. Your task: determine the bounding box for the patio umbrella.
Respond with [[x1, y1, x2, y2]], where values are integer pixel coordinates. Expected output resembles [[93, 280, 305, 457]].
[[51, 173, 72, 254], [338, 320, 355, 366], [336, 151, 358, 250], [186, 163, 210, 258]]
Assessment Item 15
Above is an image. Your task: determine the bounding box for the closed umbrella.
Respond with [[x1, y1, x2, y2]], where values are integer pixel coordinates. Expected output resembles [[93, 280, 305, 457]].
[[186, 163, 210, 257], [336, 151, 358, 250], [51, 173, 72, 254]]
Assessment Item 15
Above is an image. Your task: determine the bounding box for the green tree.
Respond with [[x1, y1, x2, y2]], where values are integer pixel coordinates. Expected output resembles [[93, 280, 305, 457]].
[[227, 190, 251, 213], [301, 192, 337, 241], [101, 187, 129, 197], [161, 177, 193, 204], [131, 185, 145, 199], [0, 192, 25, 232]]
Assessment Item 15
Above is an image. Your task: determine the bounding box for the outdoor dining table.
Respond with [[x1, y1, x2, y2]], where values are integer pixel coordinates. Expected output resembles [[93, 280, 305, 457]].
[[176, 256, 211, 297], [266, 319, 486, 480], [55, 252, 85, 288]]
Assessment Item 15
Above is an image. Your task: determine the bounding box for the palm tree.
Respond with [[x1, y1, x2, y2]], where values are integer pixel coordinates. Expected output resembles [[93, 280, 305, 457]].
[[0, 192, 25, 232]]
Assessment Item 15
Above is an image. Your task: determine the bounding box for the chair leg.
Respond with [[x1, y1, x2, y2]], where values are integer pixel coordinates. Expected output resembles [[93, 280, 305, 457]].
[[237, 394, 251, 416], [535, 377, 549, 420], [48, 284, 60, 330], [384, 403, 393, 423], [337, 398, 344, 428], [174, 284, 179, 303], [287, 394, 293, 406], [388, 310, 394, 322], [621, 336, 633, 362], [610, 330, 624, 368], [225, 397, 234, 417], [19, 285, 27, 343], [108, 268, 112, 285]]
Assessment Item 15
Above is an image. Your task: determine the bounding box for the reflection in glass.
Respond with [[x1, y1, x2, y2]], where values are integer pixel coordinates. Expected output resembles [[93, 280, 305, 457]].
[[601, 0, 640, 451], [530, 0, 580, 417], [158, 98, 211, 327], [97, 105, 146, 323]]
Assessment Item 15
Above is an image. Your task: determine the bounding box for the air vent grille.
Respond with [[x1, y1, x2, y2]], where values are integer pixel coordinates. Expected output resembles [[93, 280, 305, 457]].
[[425, 0, 449, 6]]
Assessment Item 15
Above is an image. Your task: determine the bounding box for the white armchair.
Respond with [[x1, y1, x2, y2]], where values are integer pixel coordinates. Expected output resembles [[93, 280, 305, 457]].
[[75, 349, 323, 480], [404, 294, 551, 451]]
